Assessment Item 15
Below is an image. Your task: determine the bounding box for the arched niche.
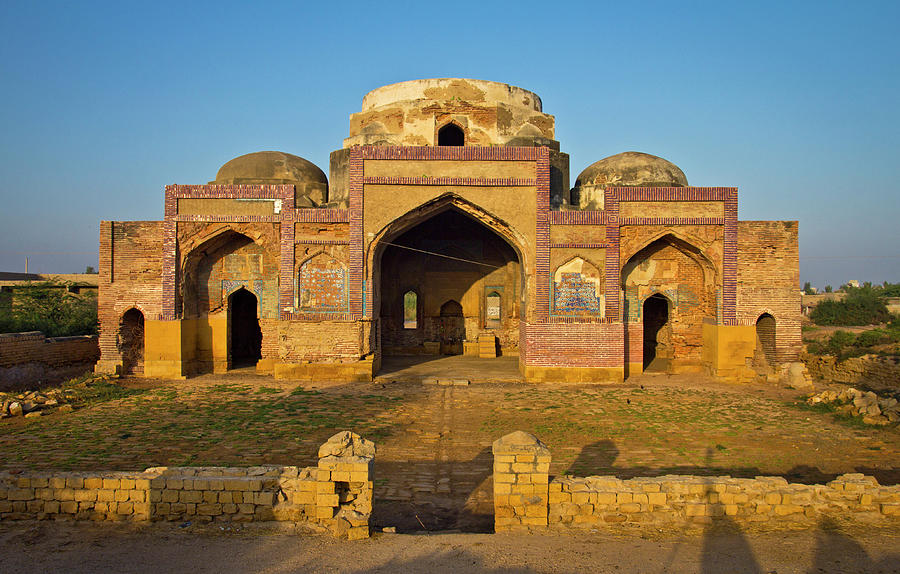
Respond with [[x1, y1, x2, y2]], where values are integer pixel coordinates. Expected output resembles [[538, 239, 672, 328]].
[[552, 256, 604, 317], [437, 122, 465, 146], [297, 252, 348, 313], [118, 308, 144, 375]]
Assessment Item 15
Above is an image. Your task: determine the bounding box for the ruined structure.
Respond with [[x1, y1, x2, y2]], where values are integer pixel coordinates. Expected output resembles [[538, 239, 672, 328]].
[[96, 78, 800, 382]]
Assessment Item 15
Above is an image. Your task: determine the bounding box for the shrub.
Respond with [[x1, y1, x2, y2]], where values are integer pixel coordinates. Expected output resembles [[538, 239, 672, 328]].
[[0, 282, 97, 337], [810, 285, 891, 326]]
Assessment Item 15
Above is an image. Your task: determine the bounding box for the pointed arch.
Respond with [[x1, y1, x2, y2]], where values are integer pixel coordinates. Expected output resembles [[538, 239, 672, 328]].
[[437, 121, 465, 146]]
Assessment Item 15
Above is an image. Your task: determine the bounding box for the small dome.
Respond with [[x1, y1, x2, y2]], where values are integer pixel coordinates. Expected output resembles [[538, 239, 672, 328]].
[[575, 152, 687, 188], [213, 151, 327, 186]]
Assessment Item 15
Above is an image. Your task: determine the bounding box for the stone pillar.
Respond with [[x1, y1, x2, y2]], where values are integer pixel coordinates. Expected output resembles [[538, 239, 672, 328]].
[[315, 431, 375, 540], [492, 431, 551, 531]]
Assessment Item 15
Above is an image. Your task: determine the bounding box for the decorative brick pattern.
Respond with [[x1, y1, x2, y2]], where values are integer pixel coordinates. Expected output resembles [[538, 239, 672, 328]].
[[279, 221, 295, 319], [550, 243, 609, 249], [363, 176, 535, 187], [619, 217, 724, 226], [604, 194, 621, 321], [723, 190, 738, 325], [348, 148, 365, 319], [523, 323, 623, 368], [548, 211, 609, 225], [295, 209, 350, 223], [534, 148, 551, 322], [360, 146, 545, 161], [612, 187, 734, 201]]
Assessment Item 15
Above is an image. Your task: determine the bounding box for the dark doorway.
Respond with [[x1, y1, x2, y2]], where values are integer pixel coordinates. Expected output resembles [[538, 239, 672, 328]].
[[119, 308, 144, 375], [229, 288, 262, 367], [438, 123, 464, 146], [756, 313, 777, 367], [642, 294, 669, 371], [439, 299, 465, 355]]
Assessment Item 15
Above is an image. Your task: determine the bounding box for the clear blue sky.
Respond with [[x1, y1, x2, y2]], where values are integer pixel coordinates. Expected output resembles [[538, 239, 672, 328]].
[[1, 0, 897, 289]]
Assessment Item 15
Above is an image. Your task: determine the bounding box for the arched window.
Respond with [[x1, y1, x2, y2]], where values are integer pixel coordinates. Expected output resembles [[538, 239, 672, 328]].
[[403, 291, 417, 329], [438, 123, 464, 146]]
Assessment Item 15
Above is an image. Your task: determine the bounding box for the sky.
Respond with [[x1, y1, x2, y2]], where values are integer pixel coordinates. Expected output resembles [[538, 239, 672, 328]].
[[0, 0, 897, 289]]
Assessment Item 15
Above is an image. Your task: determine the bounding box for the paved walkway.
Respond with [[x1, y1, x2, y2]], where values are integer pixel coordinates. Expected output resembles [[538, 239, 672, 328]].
[[376, 355, 523, 383]]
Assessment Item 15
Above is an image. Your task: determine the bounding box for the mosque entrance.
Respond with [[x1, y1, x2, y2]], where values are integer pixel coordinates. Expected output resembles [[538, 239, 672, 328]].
[[642, 294, 670, 371], [375, 204, 523, 374], [229, 288, 262, 368]]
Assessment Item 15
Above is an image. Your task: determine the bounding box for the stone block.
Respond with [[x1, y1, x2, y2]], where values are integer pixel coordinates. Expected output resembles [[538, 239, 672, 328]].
[[167, 479, 184, 490], [149, 490, 162, 503], [223, 503, 238, 514], [494, 455, 515, 464], [149, 478, 166, 489], [74, 490, 97, 502], [97, 489, 115, 502], [161, 490, 179, 503], [57, 488, 75, 501], [685, 504, 707, 517], [180, 490, 203, 504], [317, 481, 335, 493], [493, 462, 511, 473], [317, 494, 339, 507], [44, 501, 59, 514], [60, 501, 78, 514], [224, 480, 244, 491], [198, 503, 223, 516], [238, 503, 255, 514], [648, 492, 667, 506], [620, 503, 641, 513], [764, 493, 781, 505], [881, 504, 900, 515], [202, 491, 217, 504], [521, 516, 548, 526], [316, 506, 335, 520], [115, 490, 130, 502], [66, 477, 85, 489], [208, 480, 225, 491], [120, 479, 136, 490], [193, 479, 208, 491], [349, 472, 368, 483], [347, 526, 369, 540], [8, 488, 35, 501], [616, 492, 633, 504], [859, 494, 873, 506], [494, 473, 515, 484], [103, 478, 121, 490]]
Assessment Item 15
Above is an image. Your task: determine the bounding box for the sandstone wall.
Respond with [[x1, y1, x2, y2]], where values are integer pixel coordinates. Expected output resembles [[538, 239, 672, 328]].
[[493, 432, 899, 533], [0, 332, 99, 390], [805, 354, 900, 393], [0, 432, 374, 540]]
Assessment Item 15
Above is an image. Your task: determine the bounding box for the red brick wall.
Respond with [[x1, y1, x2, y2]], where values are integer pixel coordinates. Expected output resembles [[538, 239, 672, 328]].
[[523, 322, 623, 368], [98, 221, 164, 367], [0, 332, 99, 389], [737, 221, 801, 362]]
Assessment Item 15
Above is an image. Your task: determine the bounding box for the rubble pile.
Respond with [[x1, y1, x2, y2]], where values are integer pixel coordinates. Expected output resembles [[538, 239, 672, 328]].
[[807, 387, 900, 426]]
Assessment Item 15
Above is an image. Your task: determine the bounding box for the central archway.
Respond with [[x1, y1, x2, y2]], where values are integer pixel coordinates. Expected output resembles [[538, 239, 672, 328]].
[[368, 196, 528, 375]]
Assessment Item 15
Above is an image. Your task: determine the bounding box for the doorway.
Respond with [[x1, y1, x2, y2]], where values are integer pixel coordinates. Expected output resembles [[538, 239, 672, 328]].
[[439, 299, 464, 355], [642, 294, 670, 371], [119, 308, 144, 375], [229, 288, 262, 367]]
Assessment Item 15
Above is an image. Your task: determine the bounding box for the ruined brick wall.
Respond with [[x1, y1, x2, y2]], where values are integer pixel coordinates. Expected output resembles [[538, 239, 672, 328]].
[[279, 322, 363, 362], [522, 323, 623, 368], [97, 221, 164, 369], [737, 221, 801, 363], [804, 355, 900, 393], [0, 332, 99, 390], [493, 432, 900, 532]]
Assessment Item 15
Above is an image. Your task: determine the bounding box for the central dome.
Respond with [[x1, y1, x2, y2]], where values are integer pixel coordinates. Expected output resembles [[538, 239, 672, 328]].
[[361, 78, 542, 112]]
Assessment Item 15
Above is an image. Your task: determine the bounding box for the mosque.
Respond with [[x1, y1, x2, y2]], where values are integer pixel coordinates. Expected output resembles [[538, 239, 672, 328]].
[[95, 78, 800, 382]]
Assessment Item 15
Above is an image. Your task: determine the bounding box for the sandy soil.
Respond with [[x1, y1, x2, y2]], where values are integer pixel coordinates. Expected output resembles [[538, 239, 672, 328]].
[[1, 521, 899, 573]]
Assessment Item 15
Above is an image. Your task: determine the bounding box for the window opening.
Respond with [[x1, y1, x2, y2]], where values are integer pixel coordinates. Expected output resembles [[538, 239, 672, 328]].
[[438, 123, 464, 146], [403, 291, 417, 329]]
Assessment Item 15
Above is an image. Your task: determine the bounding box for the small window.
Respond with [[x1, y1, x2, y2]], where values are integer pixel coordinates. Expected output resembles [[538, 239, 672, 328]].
[[403, 291, 417, 329], [438, 123, 464, 146], [486, 291, 501, 328]]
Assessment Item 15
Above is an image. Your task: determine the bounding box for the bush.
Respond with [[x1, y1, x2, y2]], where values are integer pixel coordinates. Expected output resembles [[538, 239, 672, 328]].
[[0, 282, 97, 337], [810, 285, 892, 326]]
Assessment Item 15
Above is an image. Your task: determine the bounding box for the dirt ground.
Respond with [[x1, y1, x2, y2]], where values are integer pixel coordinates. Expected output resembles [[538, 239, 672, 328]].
[[2, 362, 898, 532], [1, 520, 898, 573]]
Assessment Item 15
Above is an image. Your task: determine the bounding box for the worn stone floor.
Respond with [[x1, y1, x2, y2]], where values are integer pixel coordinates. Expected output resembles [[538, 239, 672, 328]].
[[1, 362, 898, 532]]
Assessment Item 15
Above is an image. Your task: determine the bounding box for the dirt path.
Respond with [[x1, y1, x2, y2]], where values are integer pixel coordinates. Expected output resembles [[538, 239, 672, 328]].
[[1, 521, 899, 573]]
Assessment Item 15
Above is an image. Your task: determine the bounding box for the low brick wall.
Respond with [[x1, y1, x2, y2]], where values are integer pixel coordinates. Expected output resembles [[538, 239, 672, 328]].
[[0, 431, 374, 539], [804, 354, 900, 393], [493, 432, 900, 532], [0, 331, 99, 390]]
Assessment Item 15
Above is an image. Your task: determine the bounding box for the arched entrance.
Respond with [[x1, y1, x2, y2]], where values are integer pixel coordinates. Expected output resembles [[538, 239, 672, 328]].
[[229, 288, 261, 368], [439, 300, 465, 355], [756, 313, 777, 367], [118, 308, 144, 375], [374, 205, 523, 361], [643, 294, 670, 371]]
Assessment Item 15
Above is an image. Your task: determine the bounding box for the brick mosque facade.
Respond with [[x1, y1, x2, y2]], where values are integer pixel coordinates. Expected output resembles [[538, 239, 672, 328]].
[[96, 78, 800, 382]]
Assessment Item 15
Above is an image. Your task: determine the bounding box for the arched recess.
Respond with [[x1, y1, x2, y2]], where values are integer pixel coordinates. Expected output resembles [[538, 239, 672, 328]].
[[228, 287, 262, 367], [755, 313, 777, 368], [368, 194, 529, 359], [118, 308, 144, 375], [439, 300, 465, 355], [621, 233, 719, 368], [552, 256, 604, 318], [437, 122, 465, 146], [403, 291, 418, 329]]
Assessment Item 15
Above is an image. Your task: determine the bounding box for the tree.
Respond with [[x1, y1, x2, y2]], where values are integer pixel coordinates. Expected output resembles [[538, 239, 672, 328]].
[[84, 266, 97, 274], [802, 281, 812, 294], [824, 285, 833, 293], [810, 284, 891, 326]]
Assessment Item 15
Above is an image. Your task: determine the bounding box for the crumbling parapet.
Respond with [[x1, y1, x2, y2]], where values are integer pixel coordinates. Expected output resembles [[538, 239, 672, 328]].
[[315, 431, 375, 539], [492, 430, 551, 531]]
